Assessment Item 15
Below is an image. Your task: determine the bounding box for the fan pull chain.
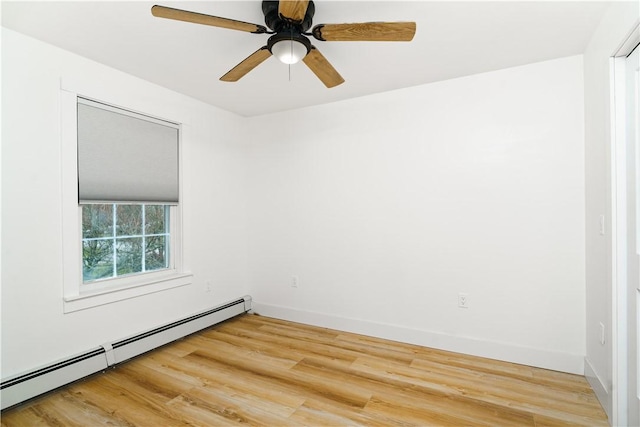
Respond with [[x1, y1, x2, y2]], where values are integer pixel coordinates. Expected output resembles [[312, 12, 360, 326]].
[[289, 36, 293, 82]]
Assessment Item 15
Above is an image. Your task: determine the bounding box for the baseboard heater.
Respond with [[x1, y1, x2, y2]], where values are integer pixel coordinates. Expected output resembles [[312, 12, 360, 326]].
[[0, 295, 252, 411]]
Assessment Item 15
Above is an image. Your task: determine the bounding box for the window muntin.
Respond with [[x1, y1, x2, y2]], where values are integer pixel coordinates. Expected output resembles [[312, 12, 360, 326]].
[[82, 204, 170, 283]]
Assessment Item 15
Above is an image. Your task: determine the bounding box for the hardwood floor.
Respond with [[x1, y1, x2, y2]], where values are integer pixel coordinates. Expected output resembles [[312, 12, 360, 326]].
[[1, 314, 608, 426]]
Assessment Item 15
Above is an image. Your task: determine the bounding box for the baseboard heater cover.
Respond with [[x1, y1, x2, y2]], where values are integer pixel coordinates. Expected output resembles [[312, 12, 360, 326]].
[[0, 295, 251, 410]]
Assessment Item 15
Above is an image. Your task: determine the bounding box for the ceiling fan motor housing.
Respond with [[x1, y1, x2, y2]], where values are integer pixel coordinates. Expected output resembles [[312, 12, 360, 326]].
[[262, 1, 315, 33]]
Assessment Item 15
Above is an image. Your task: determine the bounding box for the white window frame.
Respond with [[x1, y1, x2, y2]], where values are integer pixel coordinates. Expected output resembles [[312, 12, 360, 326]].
[[61, 85, 192, 313]]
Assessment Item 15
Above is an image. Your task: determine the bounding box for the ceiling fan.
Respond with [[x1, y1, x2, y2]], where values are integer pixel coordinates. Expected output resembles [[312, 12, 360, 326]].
[[151, 1, 416, 88]]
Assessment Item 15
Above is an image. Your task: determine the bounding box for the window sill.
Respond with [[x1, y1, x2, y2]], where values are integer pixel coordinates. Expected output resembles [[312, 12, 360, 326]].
[[63, 271, 193, 313]]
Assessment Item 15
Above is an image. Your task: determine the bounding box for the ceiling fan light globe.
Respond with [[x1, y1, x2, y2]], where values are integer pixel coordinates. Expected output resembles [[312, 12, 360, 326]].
[[271, 39, 307, 64]]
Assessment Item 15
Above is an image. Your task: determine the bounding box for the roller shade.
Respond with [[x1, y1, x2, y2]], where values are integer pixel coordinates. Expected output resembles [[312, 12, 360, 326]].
[[77, 99, 179, 204]]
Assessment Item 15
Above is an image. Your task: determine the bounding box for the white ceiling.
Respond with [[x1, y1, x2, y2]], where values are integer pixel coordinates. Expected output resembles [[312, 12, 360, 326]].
[[2, 1, 610, 116]]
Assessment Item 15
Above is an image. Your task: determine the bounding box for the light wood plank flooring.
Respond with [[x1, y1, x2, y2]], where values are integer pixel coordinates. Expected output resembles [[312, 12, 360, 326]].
[[1, 314, 608, 426]]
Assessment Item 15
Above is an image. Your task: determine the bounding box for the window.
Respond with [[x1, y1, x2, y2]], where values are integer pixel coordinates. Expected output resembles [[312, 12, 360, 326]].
[[82, 204, 170, 283], [61, 88, 191, 312]]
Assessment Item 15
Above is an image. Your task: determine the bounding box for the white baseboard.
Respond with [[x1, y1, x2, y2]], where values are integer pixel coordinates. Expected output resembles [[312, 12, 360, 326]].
[[252, 302, 585, 375], [584, 357, 611, 423]]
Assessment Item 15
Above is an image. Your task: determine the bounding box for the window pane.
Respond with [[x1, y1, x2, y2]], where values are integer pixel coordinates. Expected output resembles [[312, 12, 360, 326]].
[[145, 205, 167, 235], [116, 237, 143, 276], [116, 205, 142, 236], [82, 203, 171, 284], [146, 235, 168, 271], [83, 239, 113, 281], [82, 204, 113, 238]]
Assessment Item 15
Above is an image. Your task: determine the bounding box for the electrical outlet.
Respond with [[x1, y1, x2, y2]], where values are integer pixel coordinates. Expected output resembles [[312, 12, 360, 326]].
[[205, 281, 212, 293], [599, 322, 605, 345], [458, 293, 469, 308], [291, 276, 299, 288]]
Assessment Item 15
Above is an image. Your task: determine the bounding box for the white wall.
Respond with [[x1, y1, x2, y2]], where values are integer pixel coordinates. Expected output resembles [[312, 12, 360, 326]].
[[245, 55, 586, 374], [583, 1, 639, 420], [1, 28, 250, 377], [1, 25, 591, 383]]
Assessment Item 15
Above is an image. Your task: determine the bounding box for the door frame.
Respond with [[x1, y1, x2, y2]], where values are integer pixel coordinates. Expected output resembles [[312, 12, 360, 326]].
[[611, 23, 639, 427]]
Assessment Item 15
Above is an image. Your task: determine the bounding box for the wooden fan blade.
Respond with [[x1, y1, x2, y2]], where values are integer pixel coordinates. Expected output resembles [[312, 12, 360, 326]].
[[312, 22, 416, 42], [151, 5, 267, 34], [302, 46, 345, 88], [220, 47, 272, 82], [278, 0, 310, 22]]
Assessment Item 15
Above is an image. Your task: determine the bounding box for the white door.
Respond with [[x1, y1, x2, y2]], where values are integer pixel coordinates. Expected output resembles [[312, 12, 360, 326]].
[[626, 42, 639, 427]]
